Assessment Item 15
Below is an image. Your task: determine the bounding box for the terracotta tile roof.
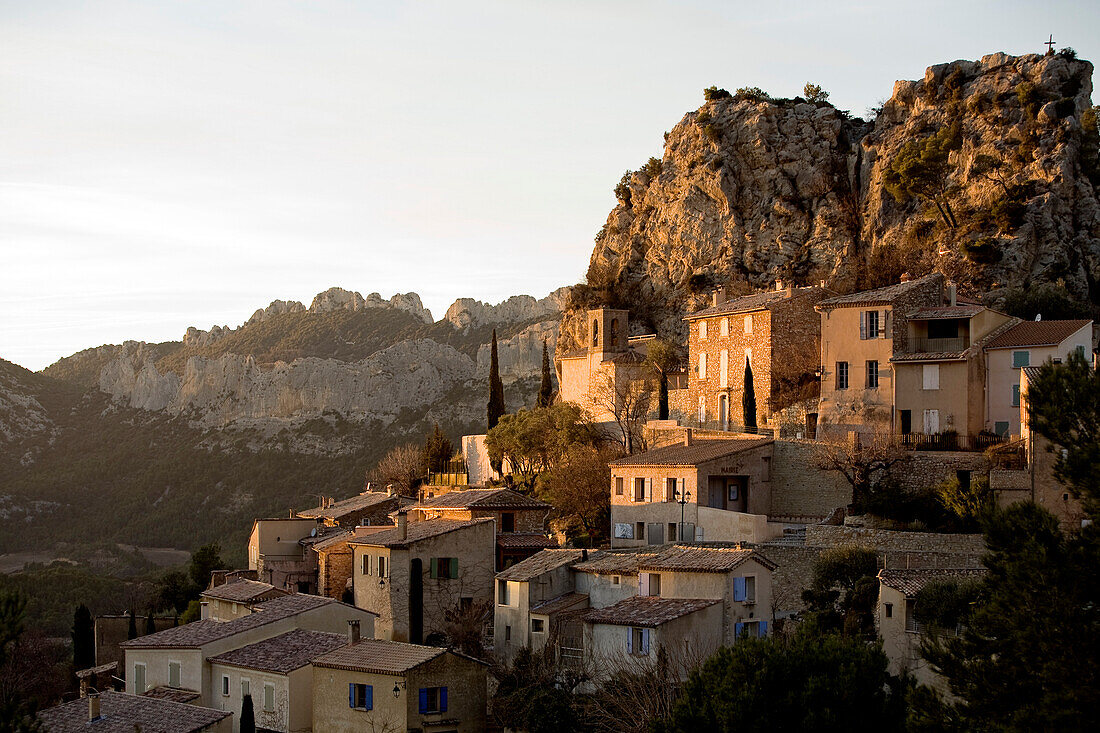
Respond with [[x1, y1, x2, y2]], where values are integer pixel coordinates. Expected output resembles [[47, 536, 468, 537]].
[[497, 533, 558, 549], [201, 579, 286, 604], [297, 490, 398, 520], [311, 639, 447, 674], [817, 273, 943, 309], [637, 545, 777, 573], [208, 629, 348, 674], [877, 568, 987, 597], [496, 549, 589, 581], [1021, 365, 1043, 383], [983, 319, 1092, 349], [890, 350, 969, 363], [121, 594, 368, 649], [75, 662, 118, 679], [685, 286, 827, 320], [311, 525, 395, 552], [415, 488, 549, 510], [573, 550, 659, 576], [531, 592, 590, 615], [582, 596, 720, 628], [38, 691, 229, 732], [610, 437, 771, 467], [906, 304, 985, 319], [141, 687, 202, 703], [347, 518, 495, 548]]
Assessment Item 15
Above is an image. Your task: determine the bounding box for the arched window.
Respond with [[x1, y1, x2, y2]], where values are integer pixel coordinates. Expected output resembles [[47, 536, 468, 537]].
[[592, 319, 599, 347], [610, 318, 619, 347]]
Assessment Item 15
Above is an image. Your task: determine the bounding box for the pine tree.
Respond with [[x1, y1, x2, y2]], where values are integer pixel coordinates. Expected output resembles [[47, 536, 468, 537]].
[[72, 604, 94, 670], [127, 608, 137, 640], [487, 329, 506, 431], [144, 607, 156, 636], [240, 694, 256, 733], [537, 339, 553, 408], [743, 356, 758, 431]]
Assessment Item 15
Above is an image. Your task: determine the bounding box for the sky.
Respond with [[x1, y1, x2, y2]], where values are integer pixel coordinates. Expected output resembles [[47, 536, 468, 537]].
[[2, 1, 1099, 371]]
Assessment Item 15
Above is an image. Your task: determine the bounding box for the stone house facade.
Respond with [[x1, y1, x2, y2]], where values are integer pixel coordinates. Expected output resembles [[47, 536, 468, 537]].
[[609, 432, 778, 547], [200, 580, 287, 622], [296, 489, 402, 529], [493, 549, 589, 663], [311, 639, 488, 733], [350, 516, 497, 644], [685, 283, 829, 434]]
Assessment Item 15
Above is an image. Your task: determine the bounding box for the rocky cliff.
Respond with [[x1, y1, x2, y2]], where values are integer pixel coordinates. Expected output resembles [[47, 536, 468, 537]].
[[564, 51, 1100, 349]]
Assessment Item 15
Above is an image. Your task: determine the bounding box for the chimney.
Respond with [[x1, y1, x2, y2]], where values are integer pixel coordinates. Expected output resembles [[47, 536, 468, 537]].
[[900, 272, 912, 283], [711, 287, 728, 307], [386, 484, 395, 497], [581, 549, 588, 561], [774, 279, 784, 291], [88, 693, 101, 722], [819, 279, 827, 288], [347, 619, 361, 644], [946, 282, 957, 306], [684, 428, 694, 446], [397, 510, 408, 540]]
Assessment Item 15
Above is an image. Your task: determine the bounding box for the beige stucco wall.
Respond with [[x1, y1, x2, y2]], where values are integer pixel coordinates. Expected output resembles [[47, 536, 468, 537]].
[[353, 521, 496, 642], [248, 519, 318, 574], [126, 648, 204, 697], [493, 562, 581, 662], [584, 603, 724, 680], [894, 359, 972, 436], [876, 584, 943, 690], [817, 306, 897, 435], [312, 652, 487, 733], [203, 598, 256, 622], [208, 663, 313, 733], [644, 560, 774, 645]]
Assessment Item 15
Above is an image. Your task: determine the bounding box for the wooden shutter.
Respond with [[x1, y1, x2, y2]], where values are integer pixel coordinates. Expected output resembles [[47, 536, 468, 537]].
[[419, 689, 428, 714], [440, 687, 448, 712], [365, 684, 373, 710], [641, 629, 650, 654], [735, 622, 745, 637], [639, 573, 650, 596], [759, 621, 768, 637], [859, 311, 867, 340], [429, 558, 438, 578], [626, 628, 633, 654], [449, 558, 458, 579], [733, 576, 747, 601], [644, 478, 652, 502], [349, 683, 355, 708], [879, 310, 888, 338]]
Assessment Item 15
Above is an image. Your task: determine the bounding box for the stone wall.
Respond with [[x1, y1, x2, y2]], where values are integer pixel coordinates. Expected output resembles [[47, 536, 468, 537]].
[[896, 451, 991, 492], [805, 524, 985, 555], [768, 439, 851, 520]]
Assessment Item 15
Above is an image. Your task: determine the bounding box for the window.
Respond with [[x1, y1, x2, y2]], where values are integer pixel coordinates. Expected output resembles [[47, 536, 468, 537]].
[[861, 310, 881, 339], [241, 679, 250, 698], [733, 576, 753, 602], [633, 477, 645, 503], [263, 683, 275, 712], [362, 555, 370, 575], [629, 627, 651, 656], [922, 364, 940, 390], [720, 318, 729, 337], [612, 575, 620, 585], [378, 556, 386, 578], [719, 349, 729, 388], [866, 360, 879, 389], [743, 314, 753, 333], [836, 361, 849, 390], [532, 619, 545, 633], [905, 599, 921, 633], [884, 603, 893, 618], [168, 661, 181, 689], [419, 687, 448, 714], [923, 409, 940, 434], [698, 352, 707, 378], [133, 663, 146, 694], [1012, 350, 1030, 368], [221, 675, 230, 697], [505, 625, 511, 641], [610, 318, 619, 347], [745, 576, 756, 603], [699, 320, 708, 340], [430, 558, 459, 579], [349, 683, 373, 711], [497, 580, 511, 606], [615, 477, 624, 496], [735, 620, 768, 638], [501, 512, 515, 533], [994, 421, 1009, 437], [1012, 384, 1021, 407], [1075, 344, 1087, 358], [647, 573, 662, 596], [668, 523, 677, 542], [697, 396, 706, 423], [666, 478, 677, 502], [592, 319, 599, 347], [636, 522, 645, 541]]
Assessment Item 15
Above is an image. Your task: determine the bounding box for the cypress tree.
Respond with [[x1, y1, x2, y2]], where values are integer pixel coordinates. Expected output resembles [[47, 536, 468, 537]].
[[743, 357, 758, 432], [72, 604, 95, 670], [487, 329, 506, 430], [127, 608, 137, 640], [240, 694, 256, 733], [144, 607, 157, 636], [537, 338, 553, 408]]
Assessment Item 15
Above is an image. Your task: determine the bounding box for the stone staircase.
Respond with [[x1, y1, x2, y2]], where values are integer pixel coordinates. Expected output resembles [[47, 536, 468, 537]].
[[764, 526, 807, 547]]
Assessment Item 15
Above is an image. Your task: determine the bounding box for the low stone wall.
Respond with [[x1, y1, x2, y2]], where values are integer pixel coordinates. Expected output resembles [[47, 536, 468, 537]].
[[805, 525, 985, 555], [769, 440, 852, 519], [896, 451, 990, 492]]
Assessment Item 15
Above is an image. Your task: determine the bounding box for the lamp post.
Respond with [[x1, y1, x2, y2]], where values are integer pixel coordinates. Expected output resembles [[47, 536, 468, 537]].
[[392, 681, 406, 698], [674, 486, 691, 543]]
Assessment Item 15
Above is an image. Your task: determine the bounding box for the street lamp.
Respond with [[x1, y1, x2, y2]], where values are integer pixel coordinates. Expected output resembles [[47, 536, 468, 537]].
[[392, 681, 406, 698], [674, 486, 692, 543]]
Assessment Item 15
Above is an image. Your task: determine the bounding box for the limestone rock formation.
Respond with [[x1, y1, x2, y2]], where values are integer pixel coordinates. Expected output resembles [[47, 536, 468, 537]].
[[475, 320, 558, 383], [565, 51, 1100, 350], [443, 288, 570, 331], [245, 299, 306, 326], [309, 287, 433, 324]]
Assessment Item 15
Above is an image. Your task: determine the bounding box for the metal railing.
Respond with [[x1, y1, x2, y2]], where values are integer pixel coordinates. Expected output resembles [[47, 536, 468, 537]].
[[899, 336, 969, 354], [897, 432, 1006, 452]]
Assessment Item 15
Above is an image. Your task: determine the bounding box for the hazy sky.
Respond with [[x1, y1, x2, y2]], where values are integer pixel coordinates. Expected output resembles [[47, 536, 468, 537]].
[[3, 1, 1099, 371]]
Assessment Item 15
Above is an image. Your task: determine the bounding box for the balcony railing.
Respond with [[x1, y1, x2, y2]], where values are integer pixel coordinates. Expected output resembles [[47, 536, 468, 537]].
[[897, 432, 1007, 452], [899, 336, 969, 354]]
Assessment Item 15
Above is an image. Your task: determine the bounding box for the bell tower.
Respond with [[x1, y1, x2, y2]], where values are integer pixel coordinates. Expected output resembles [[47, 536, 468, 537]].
[[587, 308, 630, 359]]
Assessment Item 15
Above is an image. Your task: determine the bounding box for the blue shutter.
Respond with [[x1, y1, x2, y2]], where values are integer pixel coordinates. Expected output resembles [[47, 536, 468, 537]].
[[349, 683, 355, 708], [733, 577, 747, 602], [759, 621, 768, 638], [641, 629, 650, 654], [418, 688, 428, 714], [626, 628, 633, 654], [735, 622, 745, 638], [365, 685, 373, 711], [440, 687, 448, 712]]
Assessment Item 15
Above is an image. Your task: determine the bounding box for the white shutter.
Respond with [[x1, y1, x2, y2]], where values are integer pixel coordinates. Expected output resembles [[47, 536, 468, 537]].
[[626, 628, 634, 654], [639, 573, 650, 597], [879, 310, 888, 338], [719, 350, 729, 388], [923, 409, 940, 434], [677, 478, 685, 501], [641, 628, 651, 654], [923, 364, 940, 390], [699, 352, 707, 378], [859, 311, 867, 340], [644, 478, 652, 502]]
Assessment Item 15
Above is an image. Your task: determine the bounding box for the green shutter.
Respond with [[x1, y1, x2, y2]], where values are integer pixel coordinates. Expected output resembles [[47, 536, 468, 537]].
[[430, 558, 438, 578], [449, 558, 458, 579]]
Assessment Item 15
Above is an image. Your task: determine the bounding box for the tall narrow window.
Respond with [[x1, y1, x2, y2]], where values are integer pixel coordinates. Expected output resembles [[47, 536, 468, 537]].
[[634, 477, 645, 502], [743, 314, 753, 333], [263, 683, 275, 712], [836, 362, 849, 390], [1012, 384, 1021, 407], [377, 556, 386, 578], [698, 352, 707, 378], [501, 512, 515, 533], [719, 350, 729, 388], [615, 477, 624, 496], [133, 664, 146, 694], [720, 318, 729, 337], [592, 319, 599, 347], [610, 318, 619, 347], [168, 661, 181, 689], [866, 360, 879, 389], [699, 320, 708, 340]]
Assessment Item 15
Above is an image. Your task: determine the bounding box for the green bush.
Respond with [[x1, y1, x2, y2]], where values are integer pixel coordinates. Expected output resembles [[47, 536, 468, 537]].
[[936, 475, 994, 530], [1001, 282, 1093, 321], [703, 85, 732, 101], [991, 197, 1027, 231], [641, 156, 662, 179], [1016, 82, 1045, 119], [734, 86, 771, 103], [803, 82, 829, 104], [613, 170, 632, 203]]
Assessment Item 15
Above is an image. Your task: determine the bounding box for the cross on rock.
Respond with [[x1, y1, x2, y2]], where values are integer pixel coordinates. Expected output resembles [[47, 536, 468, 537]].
[[1045, 34, 1056, 53]]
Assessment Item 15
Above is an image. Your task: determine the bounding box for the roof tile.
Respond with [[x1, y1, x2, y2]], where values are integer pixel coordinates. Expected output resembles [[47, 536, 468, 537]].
[[348, 518, 495, 548], [37, 691, 229, 733], [817, 273, 943, 309], [877, 568, 987, 597], [582, 596, 720, 627], [208, 629, 348, 674], [983, 319, 1092, 350], [200, 579, 286, 604], [610, 437, 771, 467], [311, 639, 446, 674], [686, 286, 828, 320], [496, 549, 588, 581]]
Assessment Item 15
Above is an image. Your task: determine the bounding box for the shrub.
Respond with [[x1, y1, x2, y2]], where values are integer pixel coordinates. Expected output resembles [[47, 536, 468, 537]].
[[936, 475, 994, 530], [803, 82, 829, 104], [734, 86, 771, 103], [1001, 282, 1093, 321], [703, 85, 732, 101], [1016, 82, 1045, 119], [641, 156, 662, 179], [991, 197, 1027, 231], [613, 170, 632, 203], [1058, 46, 1078, 60]]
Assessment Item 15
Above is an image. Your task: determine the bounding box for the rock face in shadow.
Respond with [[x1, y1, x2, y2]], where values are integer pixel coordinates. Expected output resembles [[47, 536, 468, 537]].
[[564, 52, 1100, 350]]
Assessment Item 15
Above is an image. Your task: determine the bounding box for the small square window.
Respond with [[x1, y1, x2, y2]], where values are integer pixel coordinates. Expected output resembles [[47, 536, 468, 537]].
[[885, 603, 893, 618], [1012, 351, 1030, 368], [532, 619, 545, 633]]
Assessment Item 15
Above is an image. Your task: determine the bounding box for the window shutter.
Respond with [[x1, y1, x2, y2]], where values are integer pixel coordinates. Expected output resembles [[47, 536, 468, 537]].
[[759, 621, 768, 638], [626, 628, 633, 654], [641, 629, 650, 654], [349, 683, 355, 708], [735, 622, 745, 637], [879, 310, 888, 338], [365, 684, 373, 711], [418, 688, 428, 714], [677, 478, 685, 501], [440, 687, 448, 712], [859, 311, 867, 340], [639, 573, 650, 597], [733, 576, 747, 602], [449, 558, 458, 578], [645, 478, 652, 503], [429, 558, 438, 578]]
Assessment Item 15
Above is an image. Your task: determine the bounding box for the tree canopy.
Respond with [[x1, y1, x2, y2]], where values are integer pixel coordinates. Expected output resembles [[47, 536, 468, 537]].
[[486, 403, 598, 491]]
